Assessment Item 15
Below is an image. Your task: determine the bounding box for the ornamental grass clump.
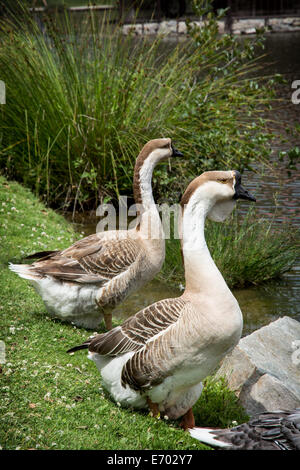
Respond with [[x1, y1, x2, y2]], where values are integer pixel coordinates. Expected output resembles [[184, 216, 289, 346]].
[[0, 1, 278, 210], [160, 207, 300, 289]]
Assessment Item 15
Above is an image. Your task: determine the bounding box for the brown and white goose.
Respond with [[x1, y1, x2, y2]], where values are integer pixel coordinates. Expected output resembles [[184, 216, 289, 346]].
[[9, 138, 183, 330], [67, 170, 255, 428], [189, 408, 300, 450]]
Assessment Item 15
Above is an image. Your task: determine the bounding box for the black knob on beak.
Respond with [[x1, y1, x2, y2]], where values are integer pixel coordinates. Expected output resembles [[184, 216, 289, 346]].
[[233, 185, 256, 202], [171, 144, 184, 158]]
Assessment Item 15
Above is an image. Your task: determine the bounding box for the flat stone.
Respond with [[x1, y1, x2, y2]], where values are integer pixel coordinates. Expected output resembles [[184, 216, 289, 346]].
[[283, 17, 295, 24], [217, 21, 225, 34], [178, 21, 187, 35], [122, 17, 300, 36], [232, 18, 265, 33], [268, 18, 300, 32], [243, 28, 257, 35], [188, 20, 205, 30], [158, 20, 177, 35], [216, 317, 300, 416], [122, 24, 143, 35], [247, 374, 300, 416], [143, 23, 159, 35]]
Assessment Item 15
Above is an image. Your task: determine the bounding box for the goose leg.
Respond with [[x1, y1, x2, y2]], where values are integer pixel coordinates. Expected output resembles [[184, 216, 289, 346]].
[[103, 312, 113, 330], [179, 408, 195, 431], [146, 397, 160, 418], [96, 304, 114, 331]]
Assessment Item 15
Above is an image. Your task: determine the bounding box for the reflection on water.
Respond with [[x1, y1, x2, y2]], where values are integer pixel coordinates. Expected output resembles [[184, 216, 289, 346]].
[[68, 32, 300, 335], [262, 31, 300, 76], [235, 276, 300, 335], [105, 277, 300, 337], [244, 170, 300, 225]]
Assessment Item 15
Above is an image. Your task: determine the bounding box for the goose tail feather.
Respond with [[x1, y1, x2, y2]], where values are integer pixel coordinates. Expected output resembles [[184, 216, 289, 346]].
[[67, 342, 91, 354], [188, 427, 232, 449], [25, 250, 59, 260], [9, 262, 41, 281]]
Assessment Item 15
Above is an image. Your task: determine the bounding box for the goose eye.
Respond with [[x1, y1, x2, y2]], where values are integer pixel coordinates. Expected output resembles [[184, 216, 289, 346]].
[[218, 179, 228, 184]]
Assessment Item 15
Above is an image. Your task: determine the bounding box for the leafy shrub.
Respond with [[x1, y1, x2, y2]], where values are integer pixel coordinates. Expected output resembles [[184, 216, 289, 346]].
[[193, 376, 249, 428]]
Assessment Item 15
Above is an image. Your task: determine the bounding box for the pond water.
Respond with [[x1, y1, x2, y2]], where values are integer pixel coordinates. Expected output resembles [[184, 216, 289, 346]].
[[69, 32, 300, 336]]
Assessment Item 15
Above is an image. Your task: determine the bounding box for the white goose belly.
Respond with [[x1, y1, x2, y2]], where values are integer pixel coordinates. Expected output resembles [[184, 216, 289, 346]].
[[31, 277, 101, 328], [89, 351, 215, 420], [148, 354, 221, 419], [89, 351, 148, 409]]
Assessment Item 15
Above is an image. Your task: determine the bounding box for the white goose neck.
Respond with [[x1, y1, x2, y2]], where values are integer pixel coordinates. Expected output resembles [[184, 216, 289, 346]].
[[181, 198, 230, 295], [134, 150, 164, 240], [136, 152, 159, 211]]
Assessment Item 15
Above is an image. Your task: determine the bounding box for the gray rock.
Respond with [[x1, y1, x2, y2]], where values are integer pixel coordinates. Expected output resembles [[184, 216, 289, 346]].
[[143, 23, 159, 35], [217, 21, 225, 34], [268, 18, 300, 32], [158, 20, 177, 35], [216, 317, 300, 416], [122, 24, 143, 35], [178, 21, 187, 35], [232, 19, 265, 33]]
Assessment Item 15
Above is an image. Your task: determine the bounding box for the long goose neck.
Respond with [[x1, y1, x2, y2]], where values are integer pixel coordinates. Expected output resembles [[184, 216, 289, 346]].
[[181, 199, 230, 295], [133, 151, 157, 211], [133, 149, 164, 241]]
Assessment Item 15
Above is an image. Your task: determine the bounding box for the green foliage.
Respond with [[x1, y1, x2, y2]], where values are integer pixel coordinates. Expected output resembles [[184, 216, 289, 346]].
[[279, 146, 300, 173], [0, 1, 278, 210], [0, 175, 248, 450], [159, 206, 300, 289], [193, 376, 249, 428]]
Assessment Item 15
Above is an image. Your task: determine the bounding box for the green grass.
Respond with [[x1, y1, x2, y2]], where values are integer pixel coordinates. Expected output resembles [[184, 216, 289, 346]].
[[0, 175, 248, 450], [0, 1, 279, 210], [159, 207, 300, 289]]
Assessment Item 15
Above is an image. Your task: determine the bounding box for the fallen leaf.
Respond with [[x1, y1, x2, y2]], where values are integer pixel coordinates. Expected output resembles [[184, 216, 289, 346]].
[[74, 395, 83, 402]]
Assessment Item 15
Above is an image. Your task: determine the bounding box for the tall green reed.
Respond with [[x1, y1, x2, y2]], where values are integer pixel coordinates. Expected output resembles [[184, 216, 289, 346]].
[[159, 207, 300, 289], [0, 1, 279, 210]]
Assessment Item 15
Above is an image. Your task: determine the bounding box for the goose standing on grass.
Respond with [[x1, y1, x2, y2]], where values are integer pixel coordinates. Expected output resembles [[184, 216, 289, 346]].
[[9, 138, 183, 330], [189, 408, 300, 450], [67, 170, 256, 429]]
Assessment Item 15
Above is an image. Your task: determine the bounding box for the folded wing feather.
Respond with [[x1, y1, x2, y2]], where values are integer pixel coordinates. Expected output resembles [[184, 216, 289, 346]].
[[86, 297, 191, 390], [26, 234, 141, 284]]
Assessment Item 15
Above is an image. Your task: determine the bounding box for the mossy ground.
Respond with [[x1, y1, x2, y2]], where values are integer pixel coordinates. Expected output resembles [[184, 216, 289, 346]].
[[0, 176, 248, 450]]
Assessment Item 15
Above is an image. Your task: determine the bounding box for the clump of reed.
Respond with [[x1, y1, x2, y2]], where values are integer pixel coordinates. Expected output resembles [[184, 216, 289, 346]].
[[160, 207, 300, 289], [0, 1, 278, 210]]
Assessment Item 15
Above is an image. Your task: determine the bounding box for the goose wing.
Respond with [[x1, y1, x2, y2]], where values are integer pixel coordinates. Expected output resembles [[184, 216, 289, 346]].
[[30, 233, 141, 284], [87, 297, 188, 355], [84, 297, 194, 390], [121, 300, 196, 391]]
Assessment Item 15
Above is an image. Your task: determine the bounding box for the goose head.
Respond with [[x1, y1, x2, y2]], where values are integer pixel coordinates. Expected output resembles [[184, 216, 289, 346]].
[[133, 138, 183, 205], [181, 170, 256, 222], [135, 138, 183, 167]]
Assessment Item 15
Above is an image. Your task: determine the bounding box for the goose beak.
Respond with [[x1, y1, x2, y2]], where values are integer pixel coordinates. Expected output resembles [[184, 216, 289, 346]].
[[233, 185, 256, 202], [171, 144, 184, 158]]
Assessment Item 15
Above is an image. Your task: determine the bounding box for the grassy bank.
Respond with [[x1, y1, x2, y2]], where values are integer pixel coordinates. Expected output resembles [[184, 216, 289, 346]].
[[0, 176, 249, 450]]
